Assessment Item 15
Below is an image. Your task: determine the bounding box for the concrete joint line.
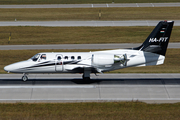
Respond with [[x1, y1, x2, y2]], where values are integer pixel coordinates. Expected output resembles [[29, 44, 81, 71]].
[[112, 21, 115, 26], [146, 20, 149, 26], [151, 3, 155, 7], [136, 3, 139, 7], [164, 85, 171, 99], [30, 88, 33, 100], [98, 83, 101, 99], [106, 4, 109, 7]]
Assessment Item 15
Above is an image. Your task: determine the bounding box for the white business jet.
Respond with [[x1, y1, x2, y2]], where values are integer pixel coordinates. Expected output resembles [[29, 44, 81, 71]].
[[4, 21, 174, 81]]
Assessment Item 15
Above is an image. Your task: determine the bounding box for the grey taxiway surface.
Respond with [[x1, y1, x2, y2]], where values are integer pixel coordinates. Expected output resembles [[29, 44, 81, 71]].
[[1, 3, 179, 103], [1, 20, 180, 27], [0, 43, 180, 50], [1, 3, 180, 8], [1, 73, 180, 103]]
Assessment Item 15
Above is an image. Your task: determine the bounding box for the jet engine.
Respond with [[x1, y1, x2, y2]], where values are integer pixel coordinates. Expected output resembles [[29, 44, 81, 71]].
[[92, 53, 114, 66], [92, 53, 127, 66], [114, 54, 127, 66]]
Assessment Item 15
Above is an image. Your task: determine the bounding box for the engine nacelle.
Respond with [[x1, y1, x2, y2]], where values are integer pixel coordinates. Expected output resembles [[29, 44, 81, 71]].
[[92, 53, 127, 66], [92, 53, 114, 66]]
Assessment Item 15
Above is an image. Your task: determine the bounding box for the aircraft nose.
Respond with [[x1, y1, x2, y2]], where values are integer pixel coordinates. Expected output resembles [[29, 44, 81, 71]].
[[4, 61, 28, 73], [4, 65, 12, 72]]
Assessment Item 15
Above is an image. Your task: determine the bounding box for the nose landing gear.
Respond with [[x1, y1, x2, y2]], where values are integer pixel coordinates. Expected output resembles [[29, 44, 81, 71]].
[[22, 73, 28, 82]]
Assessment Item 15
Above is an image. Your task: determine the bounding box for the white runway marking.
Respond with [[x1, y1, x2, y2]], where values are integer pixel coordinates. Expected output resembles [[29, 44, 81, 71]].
[[0, 85, 96, 89], [0, 3, 180, 8], [1, 98, 180, 103]]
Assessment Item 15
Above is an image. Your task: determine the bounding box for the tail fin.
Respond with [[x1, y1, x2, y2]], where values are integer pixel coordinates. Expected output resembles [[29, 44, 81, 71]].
[[133, 21, 174, 56]]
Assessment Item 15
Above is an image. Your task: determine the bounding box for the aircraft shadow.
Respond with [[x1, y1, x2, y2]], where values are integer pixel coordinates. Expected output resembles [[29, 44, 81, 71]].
[[0, 78, 180, 85]]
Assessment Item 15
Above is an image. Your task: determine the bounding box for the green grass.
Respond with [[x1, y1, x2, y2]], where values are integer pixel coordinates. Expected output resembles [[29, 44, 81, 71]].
[[0, 7, 180, 21], [0, 102, 180, 120], [0, 26, 180, 45], [0, 0, 180, 4], [1, 49, 180, 74]]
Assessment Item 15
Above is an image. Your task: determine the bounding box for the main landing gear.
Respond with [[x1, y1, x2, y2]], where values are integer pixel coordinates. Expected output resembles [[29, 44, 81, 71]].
[[82, 69, 91, 80], [82, 75, 90, 80], [22, 73, 28, 82]]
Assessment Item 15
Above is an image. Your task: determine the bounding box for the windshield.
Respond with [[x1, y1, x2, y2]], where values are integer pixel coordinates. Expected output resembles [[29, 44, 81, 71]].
[[31, 54, 40, 62]]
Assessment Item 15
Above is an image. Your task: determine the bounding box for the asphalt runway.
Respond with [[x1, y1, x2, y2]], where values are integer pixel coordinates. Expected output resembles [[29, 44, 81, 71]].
[[0, 3, 180, 8], [0, 73, 180, 103], [1, 20, 180, 27], [0, 43, 179, 50]]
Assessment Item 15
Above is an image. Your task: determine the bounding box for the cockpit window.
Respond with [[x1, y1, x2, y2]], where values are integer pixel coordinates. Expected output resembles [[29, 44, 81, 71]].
[[41, 54, 46, 60], [31, 54, 40, 62]]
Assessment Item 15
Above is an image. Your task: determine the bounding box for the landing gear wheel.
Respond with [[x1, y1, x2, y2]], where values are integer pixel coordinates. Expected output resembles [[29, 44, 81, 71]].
[[22, 75, 28, 82], [84, 77, 90, 80], [83, 69, 91, 80], [82, 75, 90, 80]]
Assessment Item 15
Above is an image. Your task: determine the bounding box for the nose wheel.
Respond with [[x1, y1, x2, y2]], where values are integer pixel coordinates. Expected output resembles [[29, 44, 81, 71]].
[[22, 73, 28, 82]]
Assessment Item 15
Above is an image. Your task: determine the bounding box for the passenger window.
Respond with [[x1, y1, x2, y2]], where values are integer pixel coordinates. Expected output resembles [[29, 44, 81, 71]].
[[71, 56, 75, 60], [41, 54, 46, 60], [57, 56, 61, 61], [64, 56, 68, 60], [77, 56, 81, 60]]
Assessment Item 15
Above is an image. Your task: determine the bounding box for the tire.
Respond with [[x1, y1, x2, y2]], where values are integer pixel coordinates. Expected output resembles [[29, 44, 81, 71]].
[[22, 76, 28, 82], [83, 77, 90, 80], [82, 74, 90, 80]]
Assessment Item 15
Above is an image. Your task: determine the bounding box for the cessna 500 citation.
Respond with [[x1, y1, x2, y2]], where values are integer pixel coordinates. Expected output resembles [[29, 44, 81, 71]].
[[4, 21, 174, 81]]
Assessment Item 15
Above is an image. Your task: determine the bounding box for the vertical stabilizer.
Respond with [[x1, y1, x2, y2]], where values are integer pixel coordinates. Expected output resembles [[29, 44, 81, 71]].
[[133, 21, 174, 56]]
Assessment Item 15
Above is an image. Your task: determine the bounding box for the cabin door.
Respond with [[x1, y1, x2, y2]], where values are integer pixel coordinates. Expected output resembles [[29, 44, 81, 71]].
[[55, 55, 63, 72]]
